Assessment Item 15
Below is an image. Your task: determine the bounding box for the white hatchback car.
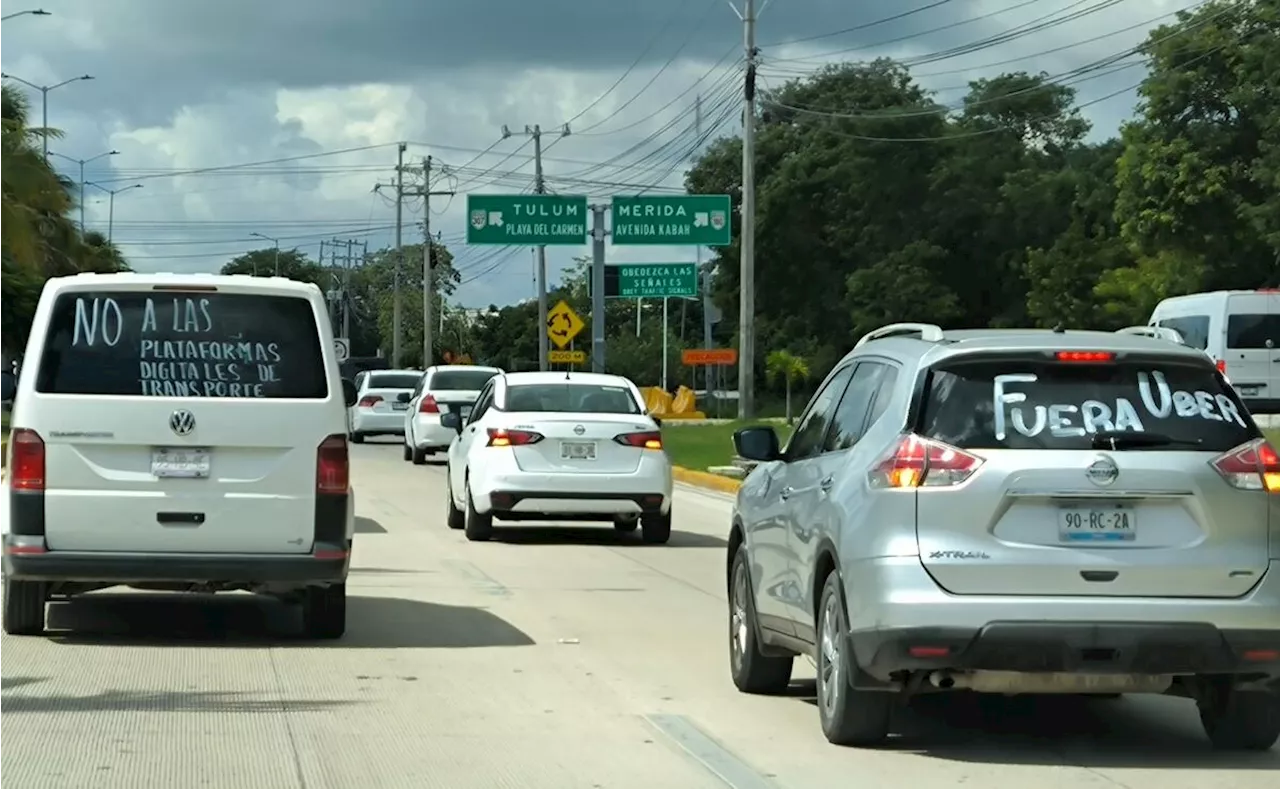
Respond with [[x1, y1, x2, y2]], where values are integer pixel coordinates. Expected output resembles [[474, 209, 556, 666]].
[[402, 365, 503, 464], [347, 369, 421, 443], [442, 372, 674, 543], [3, 272, 358, 638]]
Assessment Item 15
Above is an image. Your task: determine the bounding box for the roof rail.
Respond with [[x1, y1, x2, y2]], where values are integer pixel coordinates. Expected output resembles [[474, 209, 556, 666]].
[[1116, 325, 1185, 344], [854, 322, 945, 349]]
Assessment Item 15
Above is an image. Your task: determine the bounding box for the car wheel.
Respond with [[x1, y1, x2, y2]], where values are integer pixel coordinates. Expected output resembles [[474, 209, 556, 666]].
[[350, 432, 365, 444], [1199, 687, 1280, 751], [412, 446, 427, 465], [302, 583, 346, 640], [445, 470, 465, 530], [640, 510, 672, 544], [464, 482, 494, 542], [402, 442, 412, 461], [815, 572, 893, 746], [613, 516, 639, 533], [728, 546, 792, 694], [1, 577, 46, 636]]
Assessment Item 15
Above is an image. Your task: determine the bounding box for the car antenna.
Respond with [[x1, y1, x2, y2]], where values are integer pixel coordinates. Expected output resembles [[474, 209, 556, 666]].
[[1052, 323, 1066, 333]]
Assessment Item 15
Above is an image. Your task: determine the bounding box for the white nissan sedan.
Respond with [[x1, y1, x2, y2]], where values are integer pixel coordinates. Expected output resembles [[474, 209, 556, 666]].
[[402, 365, 503, 464], [347, 369, 421, 443], [441, 372, 673, 544]]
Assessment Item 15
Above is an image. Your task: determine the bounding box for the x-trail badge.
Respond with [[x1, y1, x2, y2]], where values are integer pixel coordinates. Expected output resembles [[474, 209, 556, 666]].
[[1086, 456, 1118, 487], [169, 409, 196, 436]]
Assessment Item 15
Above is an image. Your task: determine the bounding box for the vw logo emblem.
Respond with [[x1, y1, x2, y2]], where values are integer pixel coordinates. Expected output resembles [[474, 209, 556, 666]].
[[169, 409, 196, 436], [1086, 456, 1118, 487], [573, 424, 586, 436]]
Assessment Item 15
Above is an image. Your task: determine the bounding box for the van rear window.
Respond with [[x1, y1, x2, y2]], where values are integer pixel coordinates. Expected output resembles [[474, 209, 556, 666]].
[[35, 291, 328, 399], [919, 357, 1256, 452], [1226, 314, 1280, 349]]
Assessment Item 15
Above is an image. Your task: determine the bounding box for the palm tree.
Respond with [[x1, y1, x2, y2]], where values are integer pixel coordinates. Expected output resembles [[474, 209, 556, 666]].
[[1, 84, 73, 271], [766, 349, 811, 425]]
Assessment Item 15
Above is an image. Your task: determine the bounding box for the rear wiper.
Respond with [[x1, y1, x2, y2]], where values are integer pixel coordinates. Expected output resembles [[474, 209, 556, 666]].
[[1090, 431, 1203, 450]]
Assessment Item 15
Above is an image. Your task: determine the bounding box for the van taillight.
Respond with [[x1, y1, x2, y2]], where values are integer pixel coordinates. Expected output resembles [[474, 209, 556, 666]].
[[868, 434, 983, 489], [419, 394, 440, 414], [316, 434, 349, 494], [1211, 439, 1280, 493], [9, 428, 46, 492]]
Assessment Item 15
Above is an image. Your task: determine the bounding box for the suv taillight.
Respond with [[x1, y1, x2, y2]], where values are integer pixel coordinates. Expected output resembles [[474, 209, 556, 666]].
[[868, 434, 983, 489], [316, 434, 349, 494], [486, 428, 543, 447], [614, 430, 662, 450], [1211, 439, 1280, 493], [419, 394, 440, 414], [357, 395, 382, 408], [9, 428, 46, 492], [1217, 359, 1228, 375]]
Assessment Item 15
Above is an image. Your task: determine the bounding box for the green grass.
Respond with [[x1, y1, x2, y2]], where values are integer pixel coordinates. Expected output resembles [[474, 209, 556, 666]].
[[662, 420, 795, 470]]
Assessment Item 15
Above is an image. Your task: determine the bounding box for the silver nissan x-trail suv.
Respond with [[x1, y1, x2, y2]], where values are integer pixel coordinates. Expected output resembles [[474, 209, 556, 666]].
[[727, 323, 1280, 750]]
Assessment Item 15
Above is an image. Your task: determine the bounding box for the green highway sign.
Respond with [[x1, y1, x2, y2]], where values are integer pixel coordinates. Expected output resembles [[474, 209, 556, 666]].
[[611, 195, 732, 246], [467, 194, 589, 245], [610, 263, 699, 299]]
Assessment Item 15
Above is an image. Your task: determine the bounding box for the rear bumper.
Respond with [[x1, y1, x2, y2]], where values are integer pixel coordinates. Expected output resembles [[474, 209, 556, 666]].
[[351, 410, 406, 434], [849, 622, 1280, 679], [472, 458, 674, 516], [409, 415, 454, 449], [2, 539, 349, 585], [485, 490, 668, 520]]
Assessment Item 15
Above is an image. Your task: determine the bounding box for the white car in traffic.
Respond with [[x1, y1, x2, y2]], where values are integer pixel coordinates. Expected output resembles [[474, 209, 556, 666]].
[[442, 372, 673, 543], [402, 365, 503, 464], [347, 369, 421, 443]]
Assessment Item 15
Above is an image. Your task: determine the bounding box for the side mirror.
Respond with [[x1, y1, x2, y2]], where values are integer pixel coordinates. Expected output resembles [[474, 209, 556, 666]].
[[396, 392, 411, 403], [341, 378, 358, 408], [733, 426, 781, 462], [440, 412, 462, 433]]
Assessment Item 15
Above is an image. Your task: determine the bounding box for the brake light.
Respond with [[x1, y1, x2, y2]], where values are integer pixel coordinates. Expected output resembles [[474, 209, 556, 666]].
[[614, 430, 663, 450], [419, 394, 440, 414], [1055, 351, 1115, 363], [869, 434, 983, 489], [9, 429, 46, 492], [316, 434, 349, 494], [1211, 439, 1280, 493], [486, 428, 543, 447], [1217, 359, 1227, 375], [357, 395, 382, 408]]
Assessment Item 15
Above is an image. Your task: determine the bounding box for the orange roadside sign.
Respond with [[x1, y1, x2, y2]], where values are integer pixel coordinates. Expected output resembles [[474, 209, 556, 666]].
[[682, 348, 738, 365]]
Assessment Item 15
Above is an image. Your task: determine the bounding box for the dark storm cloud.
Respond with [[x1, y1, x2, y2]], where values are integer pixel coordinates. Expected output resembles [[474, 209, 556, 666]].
[[3, 0, 999, 124]]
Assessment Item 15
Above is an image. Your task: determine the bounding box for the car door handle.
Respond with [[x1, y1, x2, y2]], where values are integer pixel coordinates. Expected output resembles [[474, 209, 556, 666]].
[[819, 476, 833, 494], [779, 486, 794, 500]]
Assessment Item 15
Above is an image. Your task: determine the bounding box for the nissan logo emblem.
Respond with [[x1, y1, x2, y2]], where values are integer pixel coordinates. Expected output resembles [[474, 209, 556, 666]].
[[573, 424, 586, 436], [169, 409, 196, 436], [1086, 456, 1119, 487]]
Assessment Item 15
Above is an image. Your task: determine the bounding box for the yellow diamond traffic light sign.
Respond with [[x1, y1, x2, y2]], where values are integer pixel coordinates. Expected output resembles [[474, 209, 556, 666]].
[[546, 300, 585, 349]]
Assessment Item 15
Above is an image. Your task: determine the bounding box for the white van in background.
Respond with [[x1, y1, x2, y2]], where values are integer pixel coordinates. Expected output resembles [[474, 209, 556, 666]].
[[1148, 289, 1280, 414], [3, 273, 359, 638]]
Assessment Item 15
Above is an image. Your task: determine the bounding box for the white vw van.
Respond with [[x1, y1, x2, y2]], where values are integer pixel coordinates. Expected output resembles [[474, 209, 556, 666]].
[[1149, 289, 1280, 414], [3, 273, 359, 638]]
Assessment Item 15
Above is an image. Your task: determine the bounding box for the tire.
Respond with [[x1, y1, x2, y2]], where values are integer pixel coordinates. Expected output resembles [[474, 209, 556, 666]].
[[640, 510, 672, 544], [302, 583, 346, 639], [613, 516, 639, 533], [412, 446, 427, 465], [1199, 688, 1280, 751], [815, 572, 893, 746], [445, 471, 465, 530], [2, 577, 46, 636], [728, 547, 792, 694], [464, 482, 494, 542], [402, 442, 412, 461], [350, 432, 365, 444]]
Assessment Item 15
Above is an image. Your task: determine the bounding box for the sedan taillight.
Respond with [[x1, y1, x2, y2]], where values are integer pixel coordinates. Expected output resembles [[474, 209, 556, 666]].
[[357, 395, 382, 408], [614, 430, 663, 450], [419, 394, 440, 414], [486, 428, 543, 447]]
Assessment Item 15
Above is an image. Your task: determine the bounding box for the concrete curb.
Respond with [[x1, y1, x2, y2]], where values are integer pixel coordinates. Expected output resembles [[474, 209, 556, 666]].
[[672, 466, 741, 494]]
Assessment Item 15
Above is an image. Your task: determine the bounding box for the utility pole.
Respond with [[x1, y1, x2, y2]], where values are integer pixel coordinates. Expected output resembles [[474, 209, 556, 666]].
[[730, 0, 760, 418], [391, 143, 407, 367], [507, 123, 570, 371], [419, 156, 455, 368]]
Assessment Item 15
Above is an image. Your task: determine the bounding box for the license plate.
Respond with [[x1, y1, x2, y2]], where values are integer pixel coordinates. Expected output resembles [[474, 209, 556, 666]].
[[152, 447, 211, 479], [1238, 385, 1261, 397], [561, 440, 597, 460], [1058, 503, 1136, 543], [392, 402, 409, 411]]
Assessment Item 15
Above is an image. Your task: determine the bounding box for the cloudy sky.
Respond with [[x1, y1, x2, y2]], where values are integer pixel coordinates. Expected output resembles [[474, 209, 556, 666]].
[[2, 0, 1194, 308]]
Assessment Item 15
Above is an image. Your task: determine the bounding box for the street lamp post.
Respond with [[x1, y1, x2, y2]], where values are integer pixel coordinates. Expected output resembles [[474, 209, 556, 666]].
[[1, 9, 51, 21], [85, 182, 142, 243], [50, 150, 119, 231], [0, 72, 94, 159], [250, 233, 281, 276]]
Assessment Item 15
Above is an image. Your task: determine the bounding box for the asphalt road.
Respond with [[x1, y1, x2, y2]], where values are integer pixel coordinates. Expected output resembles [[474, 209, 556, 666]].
[[2, 439, 1277, 788]]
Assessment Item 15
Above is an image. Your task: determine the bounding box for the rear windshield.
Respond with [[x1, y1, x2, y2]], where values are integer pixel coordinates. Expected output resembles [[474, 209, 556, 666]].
[[505, 383, 641, 414], [1226, 313, 1280, 349], [368, 373, 421, 390], [430, 369, 499, 391], [919, 357, 1256, 451], [35, 291, 327, 399]]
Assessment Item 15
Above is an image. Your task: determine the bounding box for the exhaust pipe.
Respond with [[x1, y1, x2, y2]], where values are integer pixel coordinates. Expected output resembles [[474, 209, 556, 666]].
[[928, 671, 955, 689]]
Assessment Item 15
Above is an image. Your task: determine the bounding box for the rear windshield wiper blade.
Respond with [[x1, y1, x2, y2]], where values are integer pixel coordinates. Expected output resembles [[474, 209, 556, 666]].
[[1091, 431, 1203, 450]]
